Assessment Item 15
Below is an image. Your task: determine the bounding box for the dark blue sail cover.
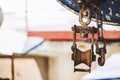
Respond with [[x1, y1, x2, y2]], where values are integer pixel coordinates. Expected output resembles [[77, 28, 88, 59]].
[[57, 0, 120, 26]]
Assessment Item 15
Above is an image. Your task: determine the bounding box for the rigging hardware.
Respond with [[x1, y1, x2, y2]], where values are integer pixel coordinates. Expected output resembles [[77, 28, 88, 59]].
[[71, 0, 107, 72]]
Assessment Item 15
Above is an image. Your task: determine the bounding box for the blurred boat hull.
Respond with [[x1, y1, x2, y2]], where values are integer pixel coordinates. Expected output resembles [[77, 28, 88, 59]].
[[57, 0, 120, 26]]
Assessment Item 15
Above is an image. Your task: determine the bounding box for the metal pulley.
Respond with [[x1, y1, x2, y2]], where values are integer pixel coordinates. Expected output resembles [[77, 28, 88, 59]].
[[71, 25, 96, 72], [71, 0, 107, 73]]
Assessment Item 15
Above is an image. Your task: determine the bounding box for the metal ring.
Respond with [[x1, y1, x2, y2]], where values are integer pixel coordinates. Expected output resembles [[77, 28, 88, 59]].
[[79, 8, 91, 25], [95, 38, 106, 49]]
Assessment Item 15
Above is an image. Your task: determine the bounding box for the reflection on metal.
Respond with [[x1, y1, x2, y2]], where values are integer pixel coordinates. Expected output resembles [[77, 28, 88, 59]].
[[0, 7, 3, 26], [71, 0, 107, 72]]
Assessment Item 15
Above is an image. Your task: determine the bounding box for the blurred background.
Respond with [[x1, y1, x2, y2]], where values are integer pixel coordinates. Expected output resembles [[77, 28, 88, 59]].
[[0, 0, 120, 80]]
